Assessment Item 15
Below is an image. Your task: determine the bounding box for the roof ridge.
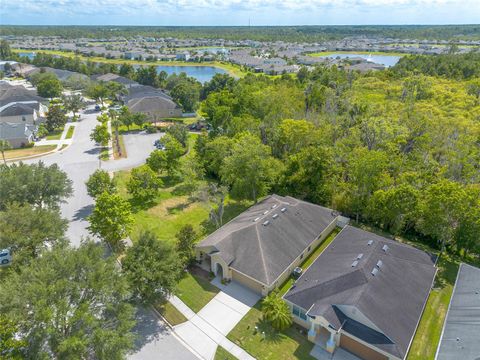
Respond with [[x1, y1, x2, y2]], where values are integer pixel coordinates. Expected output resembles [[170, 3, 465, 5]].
[[286, 269, 368, 301], [254, 223, 270, 284]]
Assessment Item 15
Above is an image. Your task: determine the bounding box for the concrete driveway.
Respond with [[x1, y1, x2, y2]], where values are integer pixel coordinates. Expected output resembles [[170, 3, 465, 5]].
[[172, 279, 260, 360]]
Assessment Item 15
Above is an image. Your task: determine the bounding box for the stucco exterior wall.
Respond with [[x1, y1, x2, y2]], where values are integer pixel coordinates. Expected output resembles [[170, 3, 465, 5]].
[[231, 269, 265, 294]]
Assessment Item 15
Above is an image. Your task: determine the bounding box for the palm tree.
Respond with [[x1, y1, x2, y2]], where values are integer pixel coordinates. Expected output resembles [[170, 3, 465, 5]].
[[0, 139, 11, 165], [261, 291, 293, 331]]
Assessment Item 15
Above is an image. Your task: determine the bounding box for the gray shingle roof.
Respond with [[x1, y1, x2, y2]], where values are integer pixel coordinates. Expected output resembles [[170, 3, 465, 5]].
[[0, 102, 39, 117], [284, 225, 436, 359], [0, 122, 30, 141], [435, 263, 480, 360], [127, 96, 180, 112], [197, 194, 338, 286]]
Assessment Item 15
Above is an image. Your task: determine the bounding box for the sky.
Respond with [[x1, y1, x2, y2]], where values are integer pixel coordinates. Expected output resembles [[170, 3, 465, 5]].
[[1, 0, 479, 26]]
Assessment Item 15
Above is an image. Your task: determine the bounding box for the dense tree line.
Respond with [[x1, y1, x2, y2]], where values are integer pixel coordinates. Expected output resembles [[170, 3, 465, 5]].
[[392, 52, 480, 80], [194, 66, 480, 256], [1, 25, 480, 41]]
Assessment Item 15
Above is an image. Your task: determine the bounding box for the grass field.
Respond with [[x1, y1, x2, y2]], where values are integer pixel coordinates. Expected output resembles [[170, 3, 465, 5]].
[[65, 126, 75, 139], [214, 346, 238, 360], [4, 145, 56, 160], [406, 256, 459, 360], [228, 302, 315, 360], [176, 272, 219, 313], [307, 50, 407, 57], [45, 128, 64, 140], [155, 301, 188, 326]]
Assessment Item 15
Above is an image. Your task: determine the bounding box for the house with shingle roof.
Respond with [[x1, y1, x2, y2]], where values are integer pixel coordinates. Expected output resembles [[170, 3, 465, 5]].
[[195, 195, 340, 295], [284, 225, 436, 360]]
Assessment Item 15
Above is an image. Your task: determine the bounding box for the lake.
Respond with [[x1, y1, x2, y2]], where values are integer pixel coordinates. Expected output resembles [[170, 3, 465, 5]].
[[316, 53, 402, 67], [16, 51, 227, 82], [141, 65, 227, 83]]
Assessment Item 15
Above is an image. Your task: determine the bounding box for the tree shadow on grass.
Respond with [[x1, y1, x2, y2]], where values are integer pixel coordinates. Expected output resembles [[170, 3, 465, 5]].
[[128, 197, 157, 213]]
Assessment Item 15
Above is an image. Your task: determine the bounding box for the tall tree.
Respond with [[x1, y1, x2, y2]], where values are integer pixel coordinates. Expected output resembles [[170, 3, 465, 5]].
[[175, 224, 197, 265], [62, 93, 85, 119], [220, 132, 282, 202], [37, 77, 63, 98], [90, 124, 111, 146], [127, 165, 163, 203], [0, 241, 136, 359], [88, 192, 134, 252], [0, 203, 67, 268], [86, 169, 116, 198], [0, 162, 72, 210], [45, 103, 67, 132], [123, 232, 182, 304]]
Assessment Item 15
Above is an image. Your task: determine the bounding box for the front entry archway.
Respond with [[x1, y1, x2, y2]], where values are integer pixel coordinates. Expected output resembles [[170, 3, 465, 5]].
[[215, 262, 224, 279]]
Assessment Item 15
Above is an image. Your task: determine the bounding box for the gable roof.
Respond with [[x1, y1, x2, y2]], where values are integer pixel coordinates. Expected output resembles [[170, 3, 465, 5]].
[[92, 73, 137, 86], [0, 85, 43, 108], [0, 122, 31, 141], [127, 96, 180, 113], [0, 102, 39, 117], [284, 225, 437, 359], [197, 195, 338, 286], [435, 263, 480, 360], [123, 84, 173, 103]]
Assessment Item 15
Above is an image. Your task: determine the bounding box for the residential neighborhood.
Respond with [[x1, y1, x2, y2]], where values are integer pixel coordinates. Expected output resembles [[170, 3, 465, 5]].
[[0, 19, 479, 360]]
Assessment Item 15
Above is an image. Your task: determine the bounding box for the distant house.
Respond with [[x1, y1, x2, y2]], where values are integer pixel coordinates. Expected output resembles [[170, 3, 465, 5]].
[[123, 85, 182, 120], [91, 73, 138, 89], [127, 96, 182, 121], [435, 263, 480, 360], [25, 67, 89, 83], [195, 195, 340, 295], [176, 51, 191, 61], [284, 225, 436, 360], [0, 122, 34, 148], [0, 82, 46, 147]]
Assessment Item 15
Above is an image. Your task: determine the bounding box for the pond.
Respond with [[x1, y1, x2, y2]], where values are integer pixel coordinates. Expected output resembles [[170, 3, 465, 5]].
[[155, 65, 227, 83], [316, 53, 402, 67], [16, 52, 36, 60]]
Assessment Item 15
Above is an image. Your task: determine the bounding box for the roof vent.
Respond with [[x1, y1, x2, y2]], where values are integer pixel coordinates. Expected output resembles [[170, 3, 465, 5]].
[[367, 240, 374, 246], [351, 260, 359, 267], [263, 210, 269, 215], [253, 217, 260, 222], [376, 260, 383, 268], [357, 253, 364, 260], [272, 204, 278, 209], [281, 207, 287, 212], [272, 214, 279, 219], [382, 244, 389, 252], [371, 268, 379, 276], [262, 220, 270, 226]]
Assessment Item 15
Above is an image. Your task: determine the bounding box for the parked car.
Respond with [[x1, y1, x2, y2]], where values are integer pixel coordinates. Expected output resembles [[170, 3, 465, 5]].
[[94, 104, 101, 112], [0, 249, 12, 267], [292, 267, 303, 279], [154, 139, 165, 150]]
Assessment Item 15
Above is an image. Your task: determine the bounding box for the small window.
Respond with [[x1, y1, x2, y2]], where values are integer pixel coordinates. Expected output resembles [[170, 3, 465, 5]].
[[22, 116, 26, 122]]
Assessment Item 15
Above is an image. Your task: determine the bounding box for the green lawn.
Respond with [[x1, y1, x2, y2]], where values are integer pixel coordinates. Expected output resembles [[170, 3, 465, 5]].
[[278, 227, 340, 296], [65, 126, 75, 139], [176, 272, 219, 312], [227, 303, 315, 360], [407, 256, 459, 360], [214, 346, 237, 360], [45, 128, 64, 140], [155, 301, 188, 326], [4, 145, 56, 160]]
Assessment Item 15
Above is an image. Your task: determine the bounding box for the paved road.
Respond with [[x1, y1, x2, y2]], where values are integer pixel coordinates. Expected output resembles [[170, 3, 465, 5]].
[[23, 106, 198, 360], [24, 107, 160, 245]]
